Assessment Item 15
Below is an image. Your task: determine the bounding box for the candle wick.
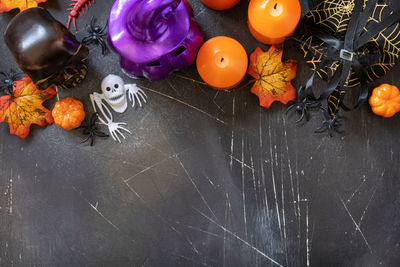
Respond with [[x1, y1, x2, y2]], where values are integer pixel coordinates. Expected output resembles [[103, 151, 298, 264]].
[[274, 3, 277, 9], [221, 57, 224, 62]]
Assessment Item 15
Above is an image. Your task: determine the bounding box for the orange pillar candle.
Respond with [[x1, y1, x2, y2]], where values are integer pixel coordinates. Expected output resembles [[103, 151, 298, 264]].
[[196, 36, 248, 90], [201, 0, 241, 10], [248, 0, 301, 45]]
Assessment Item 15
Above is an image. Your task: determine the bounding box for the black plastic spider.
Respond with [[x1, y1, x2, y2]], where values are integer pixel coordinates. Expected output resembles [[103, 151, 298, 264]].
[[82, 17, 108, 55], [286, 87, 321, 123], [79, 113, 109, 146], [0, 70, 24, 96], [315, 109, 344, 137]]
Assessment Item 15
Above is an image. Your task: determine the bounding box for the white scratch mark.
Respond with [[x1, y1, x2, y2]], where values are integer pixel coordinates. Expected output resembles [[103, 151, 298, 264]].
[[315, 140, 324, 151], [353, 186, 377, 235], [258, 107, 270, 228], [268, 122, 283, 244], [280, 152, 288, 266], [295, 152, 302, 255], [229, 154, 255, 171], [72, 186, 121, 233], [390, 147, 393, 161], [226, 192, 235, 219], [295, 168, 301, 216], [306, 201, 310, 267], [250, 155, 259, 211], [203, 174, 215, 188], [181, 223, 221, 237], [9, 178, 13, 215], [212, 91, 225, 113], [310, 220, 315, 257], [241, 137, 248, 240], [7, 169, 13, 216], [194, 8, 206, 18], [176, 156, 219, 223], [174, 73, 207, 85], [143, 86, 226, 124], [195, 209, 284, 267], [347, 175, 366, 203], [230, 95, 236, 169], [260, 158, 271, 224], [223, 193, 229, 267], [282, 117, 297, 217], [124, 148, 189, 182], [122, 179, 199, 254], [167, 79, 180, 96], [339, 195, 373, 254]]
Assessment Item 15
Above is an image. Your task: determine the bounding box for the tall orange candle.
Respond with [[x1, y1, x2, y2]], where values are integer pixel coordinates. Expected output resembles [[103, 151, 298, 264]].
[[248, 0, 301, 45]]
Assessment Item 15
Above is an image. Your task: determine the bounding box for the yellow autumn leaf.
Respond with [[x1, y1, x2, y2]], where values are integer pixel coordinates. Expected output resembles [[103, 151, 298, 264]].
[[0, 0, 48, 13], [0, 76, 56, 139], [247, 46, 298, 108]]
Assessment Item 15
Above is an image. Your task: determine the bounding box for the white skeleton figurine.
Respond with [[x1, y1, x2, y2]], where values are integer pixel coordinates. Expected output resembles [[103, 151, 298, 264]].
[[90, 74, 147, 143]]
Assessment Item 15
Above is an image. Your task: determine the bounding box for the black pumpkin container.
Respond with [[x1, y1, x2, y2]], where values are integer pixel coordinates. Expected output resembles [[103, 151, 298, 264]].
[[4, 7, 89, 90]]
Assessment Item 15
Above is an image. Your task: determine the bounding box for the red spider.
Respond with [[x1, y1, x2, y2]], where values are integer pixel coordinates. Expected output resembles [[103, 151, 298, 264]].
[[67, 0, 96, 31]]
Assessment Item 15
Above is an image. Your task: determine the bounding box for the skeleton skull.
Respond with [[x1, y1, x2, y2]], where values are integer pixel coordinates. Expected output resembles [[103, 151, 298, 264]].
[[101, 74, 128, 113], [4, 8, 89, 90]]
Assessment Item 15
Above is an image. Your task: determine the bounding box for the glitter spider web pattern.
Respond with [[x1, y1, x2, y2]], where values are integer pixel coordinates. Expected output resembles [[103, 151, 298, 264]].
[[299, 0, 400, 88]]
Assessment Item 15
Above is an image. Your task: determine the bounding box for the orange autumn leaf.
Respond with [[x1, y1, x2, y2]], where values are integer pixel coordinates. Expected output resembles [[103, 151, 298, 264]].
[[0, 0, 47, 13], [248, 46, 298, 108], [0, 76, 56, 139]]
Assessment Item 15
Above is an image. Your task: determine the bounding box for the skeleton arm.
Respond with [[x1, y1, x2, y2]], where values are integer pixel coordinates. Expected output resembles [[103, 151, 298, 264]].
[[125, 84, 147, 108], [90, 92, 113, 124], [90, 92, 132, 143]]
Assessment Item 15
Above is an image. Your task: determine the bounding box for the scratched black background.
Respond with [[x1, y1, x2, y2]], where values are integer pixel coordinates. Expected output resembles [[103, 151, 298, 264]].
[[0, 0, 400, 266]]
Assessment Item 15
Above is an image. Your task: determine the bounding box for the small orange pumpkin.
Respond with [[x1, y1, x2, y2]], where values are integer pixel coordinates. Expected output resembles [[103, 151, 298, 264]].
[[52, 97, 85, 130], [369, 84, 400, 118]]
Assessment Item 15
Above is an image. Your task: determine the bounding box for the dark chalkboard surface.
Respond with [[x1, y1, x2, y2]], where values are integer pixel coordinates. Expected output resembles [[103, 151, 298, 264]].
[[0, 0, 400, 266]]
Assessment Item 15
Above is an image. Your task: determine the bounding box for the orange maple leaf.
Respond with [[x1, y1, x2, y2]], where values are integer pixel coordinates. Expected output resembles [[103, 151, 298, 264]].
[[0, 0, 47, 13], [0, 76, 56, 139], [248, 46, 298, 108]]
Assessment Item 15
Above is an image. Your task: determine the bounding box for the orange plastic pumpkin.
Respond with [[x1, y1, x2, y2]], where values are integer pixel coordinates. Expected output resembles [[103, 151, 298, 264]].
[[52, 97, 86, 130], [369, 84, 400, 118]]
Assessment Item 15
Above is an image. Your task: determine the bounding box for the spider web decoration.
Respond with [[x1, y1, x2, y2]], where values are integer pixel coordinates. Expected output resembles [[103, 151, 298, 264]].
[[299, 0, 400, 89]]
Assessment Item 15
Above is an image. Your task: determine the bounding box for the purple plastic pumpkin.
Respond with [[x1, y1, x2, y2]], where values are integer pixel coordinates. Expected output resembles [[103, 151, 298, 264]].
[[108, 0, 203, 81]]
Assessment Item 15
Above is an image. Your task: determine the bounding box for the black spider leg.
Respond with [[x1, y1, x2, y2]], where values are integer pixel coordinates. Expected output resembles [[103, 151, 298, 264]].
[[314, 107, 344, 137], [88, 16, 96, 32], [286, 86, 321, 123], [79, 113, 109, 146], [0, 70, 24, 96], [97, 19, 109, 55]]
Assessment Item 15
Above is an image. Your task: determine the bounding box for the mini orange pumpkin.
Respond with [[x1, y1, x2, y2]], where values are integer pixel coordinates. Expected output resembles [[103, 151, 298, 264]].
[[52, 97, 85, 130], [369, 84, 400, 118]]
